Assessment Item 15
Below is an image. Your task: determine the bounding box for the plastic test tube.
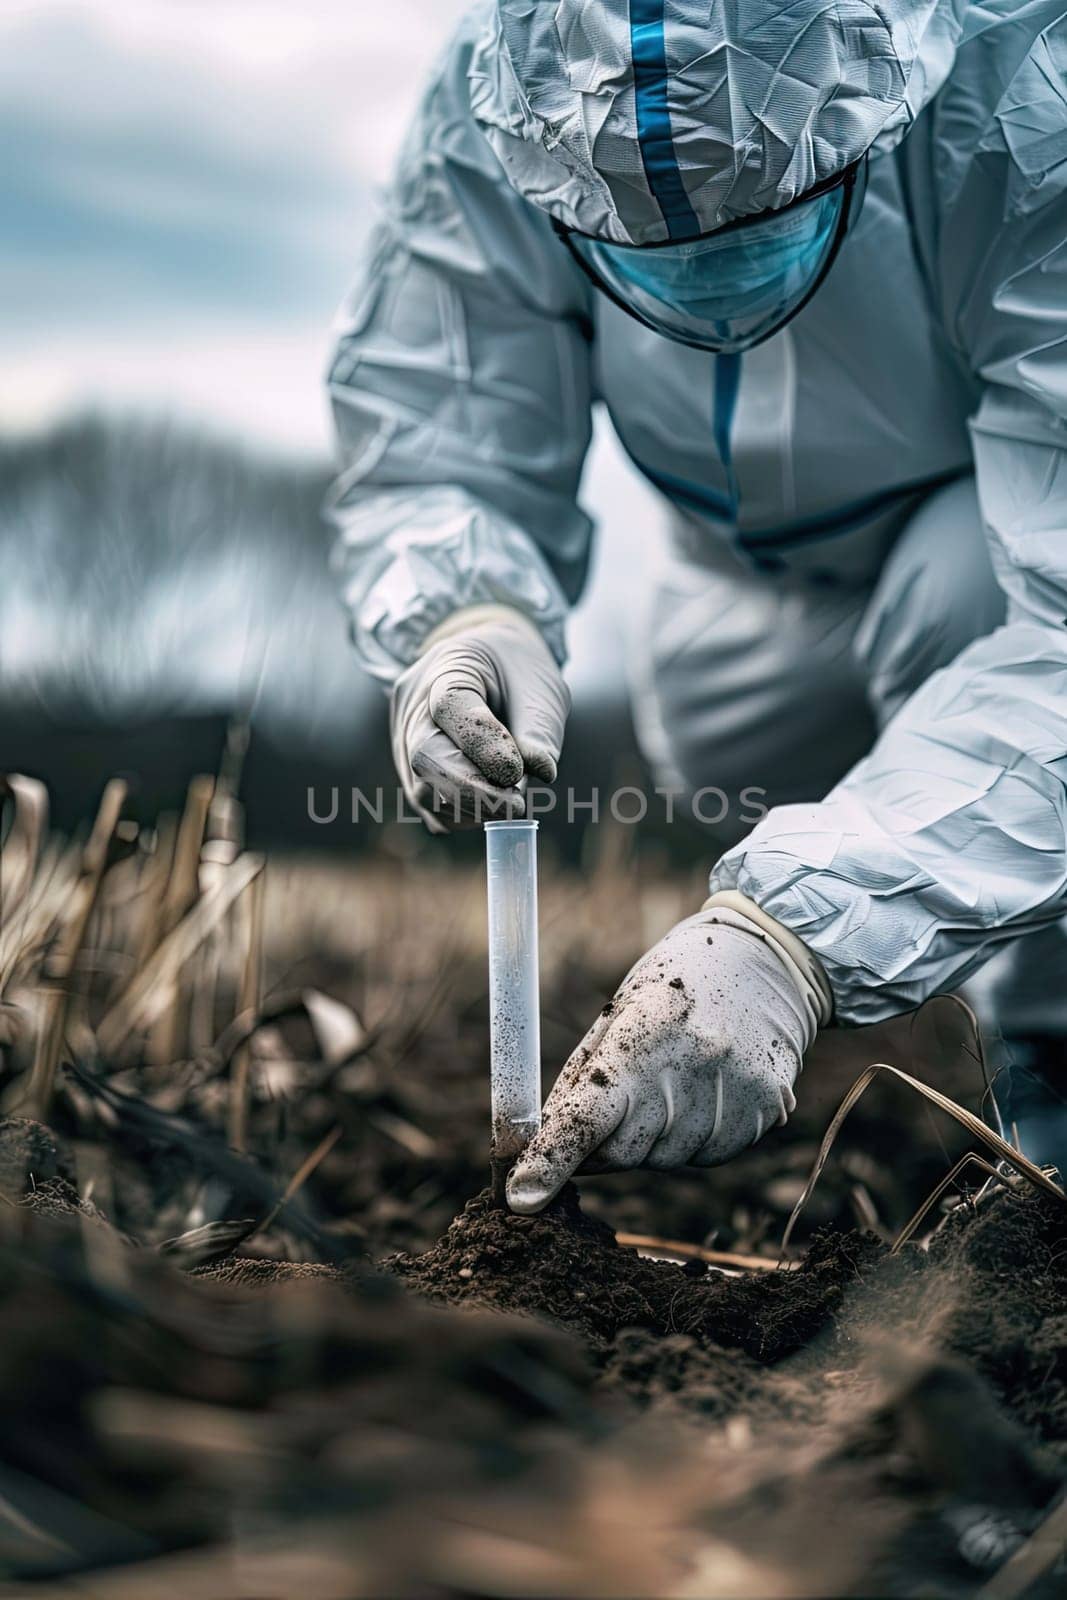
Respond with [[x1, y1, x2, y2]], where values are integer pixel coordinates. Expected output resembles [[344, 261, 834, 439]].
[[484, 820, 542, 1167]]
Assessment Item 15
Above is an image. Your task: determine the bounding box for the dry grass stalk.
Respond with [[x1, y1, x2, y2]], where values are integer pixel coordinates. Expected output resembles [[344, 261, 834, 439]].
[[892, 1153, 1003, 1252], [147, 774, 214, 1064], [848, 1182, 889, 1240], [0, 840, 82, 1022], [365, 1107, 438, 1159], [228, 865, 265, 1151], [278, 1120, 343, 1203], [159, 776, 215, 933], [1, 777, 77, 1014], [189, 777, 245, 1055], [130, 814, 177, 971], [616, 1233, 794, 1273], [0, 773, 50, 916], [18, 779, 127, 1118], [781, 1060, 1066, 1257], [96, 852, 264, 1058], [976, 1489, 1067, 1600], [255, 1121, 344, 1238]]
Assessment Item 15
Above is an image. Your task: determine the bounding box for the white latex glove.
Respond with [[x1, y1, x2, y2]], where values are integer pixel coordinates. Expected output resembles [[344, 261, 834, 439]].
[[391, 605, 570, 833], [507, 893, 832, 1213]]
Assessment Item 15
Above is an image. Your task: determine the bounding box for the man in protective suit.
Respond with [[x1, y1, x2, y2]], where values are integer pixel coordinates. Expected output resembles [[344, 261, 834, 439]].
[[327, 0, 1067, 1206]]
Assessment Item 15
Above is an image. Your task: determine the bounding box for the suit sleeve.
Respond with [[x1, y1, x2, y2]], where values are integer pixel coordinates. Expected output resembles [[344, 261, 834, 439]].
[[326, 18, 595, 684], [711, 39, 1067, 1024]]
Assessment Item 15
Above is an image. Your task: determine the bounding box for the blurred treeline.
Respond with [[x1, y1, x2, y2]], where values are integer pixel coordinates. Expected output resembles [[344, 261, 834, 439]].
[[0, 417, 695, 864]]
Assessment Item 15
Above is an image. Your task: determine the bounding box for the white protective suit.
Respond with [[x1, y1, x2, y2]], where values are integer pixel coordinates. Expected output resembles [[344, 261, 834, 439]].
[[328, 0, 1067, 1028]]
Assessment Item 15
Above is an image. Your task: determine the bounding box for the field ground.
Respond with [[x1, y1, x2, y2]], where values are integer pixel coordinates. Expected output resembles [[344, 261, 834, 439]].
[[0, 783, 1064, 1597]]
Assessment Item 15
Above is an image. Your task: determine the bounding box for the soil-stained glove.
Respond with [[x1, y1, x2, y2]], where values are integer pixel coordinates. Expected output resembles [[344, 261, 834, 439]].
[[507, 893, 832, 1213], [391, 605, 570, 833]]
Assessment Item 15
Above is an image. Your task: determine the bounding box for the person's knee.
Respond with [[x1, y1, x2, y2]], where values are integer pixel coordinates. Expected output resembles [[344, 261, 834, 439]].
[[633, 614, 781, 844], [855, 477, 1005, 727], [634, 565, 871, 841]]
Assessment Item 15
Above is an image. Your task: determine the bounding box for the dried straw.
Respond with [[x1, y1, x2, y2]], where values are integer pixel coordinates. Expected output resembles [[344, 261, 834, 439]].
[[782, 1061, 1066, 1257]]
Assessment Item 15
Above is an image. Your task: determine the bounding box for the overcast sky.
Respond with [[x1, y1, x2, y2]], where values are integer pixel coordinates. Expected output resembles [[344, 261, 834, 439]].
[[2, 1, 663, 692], [1, 0, 478, 450]]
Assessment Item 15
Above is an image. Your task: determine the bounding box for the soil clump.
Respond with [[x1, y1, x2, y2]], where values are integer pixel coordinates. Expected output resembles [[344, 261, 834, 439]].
[[395, 1182, 885, 1364]]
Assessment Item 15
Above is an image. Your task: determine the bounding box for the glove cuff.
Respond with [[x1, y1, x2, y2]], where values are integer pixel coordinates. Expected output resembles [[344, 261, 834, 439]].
[[418, 603, 548, 655], [702, 890, 834, 1029]]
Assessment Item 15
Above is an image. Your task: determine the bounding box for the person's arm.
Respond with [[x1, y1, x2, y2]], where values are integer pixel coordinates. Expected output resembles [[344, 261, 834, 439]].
[[503, 39, 1067, 1214], [712, 85, 1067, 1025], [326, 13, 594, 689], [506, 78, 1067, 1211]]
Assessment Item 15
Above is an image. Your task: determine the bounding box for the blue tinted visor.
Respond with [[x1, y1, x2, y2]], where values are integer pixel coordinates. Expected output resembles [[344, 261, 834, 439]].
[[563, 163, 864, 354]]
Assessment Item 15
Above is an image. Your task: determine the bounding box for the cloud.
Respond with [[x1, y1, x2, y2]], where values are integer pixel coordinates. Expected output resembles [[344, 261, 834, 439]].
[[0, 3, 480, 338], [0, 2, 664, 701], [0, 3, 472, 440], [2, 12, 371, 336], [0, 2, 471, 167]]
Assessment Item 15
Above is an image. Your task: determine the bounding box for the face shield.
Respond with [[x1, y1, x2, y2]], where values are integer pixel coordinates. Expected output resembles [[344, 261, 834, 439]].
[[558, 160, 867, 355]]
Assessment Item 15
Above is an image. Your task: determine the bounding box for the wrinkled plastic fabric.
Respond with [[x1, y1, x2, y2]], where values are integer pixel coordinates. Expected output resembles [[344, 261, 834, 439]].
[[327, 15, 592, 682], [470, 0, 967, 244], [711, 9, 1067, 1022], [328, 0, 1067, 1024]]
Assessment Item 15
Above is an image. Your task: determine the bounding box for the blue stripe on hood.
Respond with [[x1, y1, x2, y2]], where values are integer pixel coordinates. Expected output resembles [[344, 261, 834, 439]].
[[629, 0, 702, 240]]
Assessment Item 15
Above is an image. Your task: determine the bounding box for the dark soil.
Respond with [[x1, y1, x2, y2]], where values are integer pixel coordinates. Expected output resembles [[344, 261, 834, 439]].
[[925, 1183, 1067, 1454], [0, 1189, 605, 1593], [392, 1178, 1067, 1597], [3, 849, 1066, 1595], [0, 1117, 75, 1194], [395, 1183, 885, 1363], [396, 1176, 1067, 1463], [8, 1093, 1064, 1596]]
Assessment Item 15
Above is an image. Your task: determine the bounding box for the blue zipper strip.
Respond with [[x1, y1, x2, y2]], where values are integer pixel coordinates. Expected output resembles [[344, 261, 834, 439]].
[[712, 353, 741, 517], [629, 0, 701, 241]]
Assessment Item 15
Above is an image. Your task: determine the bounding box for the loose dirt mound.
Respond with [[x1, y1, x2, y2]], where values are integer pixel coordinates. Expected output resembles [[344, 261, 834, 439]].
[[9, 1174, 1060, 1597], [4, 830, 1067, 1595], [925, 1184, 1067, 1454], [396, 1182, 1067, 1464], [393, 1181, 1067, 1598], [0, 1197, 609, 1593], [395, 1183, 884, 1363]]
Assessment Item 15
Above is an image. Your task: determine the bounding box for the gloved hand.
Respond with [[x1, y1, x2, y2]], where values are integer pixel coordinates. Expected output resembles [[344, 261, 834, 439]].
[[391, 605, 570, 833], [507, 893, 832, 1213]]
